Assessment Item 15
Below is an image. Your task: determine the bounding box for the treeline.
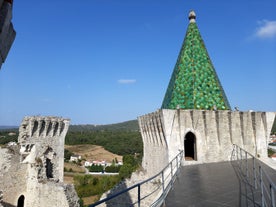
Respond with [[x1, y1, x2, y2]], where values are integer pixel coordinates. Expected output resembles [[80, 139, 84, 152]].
[[69, 120, 139, 132], [0, 130, 18, 145], [65, 130, 143, 155], [65, 120, 143, 156]]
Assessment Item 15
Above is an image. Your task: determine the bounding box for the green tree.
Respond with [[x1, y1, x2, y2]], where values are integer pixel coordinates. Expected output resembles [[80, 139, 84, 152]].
[[119, 164, 133, 179], [123, 154, 138, 170], [105, 165, 121, 173], [78, 198, 84, 207], [64, 149, 73, 161], [88, 164, 104, 173]]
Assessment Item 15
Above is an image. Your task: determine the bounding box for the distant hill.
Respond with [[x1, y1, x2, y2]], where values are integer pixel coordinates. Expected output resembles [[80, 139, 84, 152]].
[[0, 120, 139, 132], [68, 119, 139, 132], [0, 126, 18, 130], [66, 120, 142, 155]]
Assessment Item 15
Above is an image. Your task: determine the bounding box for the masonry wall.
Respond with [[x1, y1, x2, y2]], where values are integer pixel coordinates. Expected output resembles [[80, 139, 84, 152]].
[[18, 116, 70, 182], [139, 109, 275, 176], [0, 116, 80, 207], [0, 146, 28, 206], [0, 0, 16, 69], [138, 110, 169, 177]]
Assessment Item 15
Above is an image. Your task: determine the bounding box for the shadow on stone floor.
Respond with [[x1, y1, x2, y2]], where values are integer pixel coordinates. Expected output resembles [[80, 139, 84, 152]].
[[105, 181, 133, 207]]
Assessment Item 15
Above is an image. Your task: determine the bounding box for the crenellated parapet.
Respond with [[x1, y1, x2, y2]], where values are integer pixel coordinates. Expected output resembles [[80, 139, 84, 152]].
[[139, 109, 275, 176], [18, 116, 69, 144]]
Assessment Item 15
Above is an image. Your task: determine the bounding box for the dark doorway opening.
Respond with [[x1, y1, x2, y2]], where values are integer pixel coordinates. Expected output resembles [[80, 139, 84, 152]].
[[46, 158, 53, 178], [184, 132, 196, 160], [17, 195, 24, 207]]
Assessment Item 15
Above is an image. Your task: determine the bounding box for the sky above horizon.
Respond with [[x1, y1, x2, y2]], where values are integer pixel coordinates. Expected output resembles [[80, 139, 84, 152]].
[[0, 0, 275, 125]]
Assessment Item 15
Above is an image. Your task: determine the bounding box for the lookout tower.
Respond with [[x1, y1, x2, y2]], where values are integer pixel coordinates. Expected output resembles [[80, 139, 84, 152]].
[[138, 11, 275, 177]]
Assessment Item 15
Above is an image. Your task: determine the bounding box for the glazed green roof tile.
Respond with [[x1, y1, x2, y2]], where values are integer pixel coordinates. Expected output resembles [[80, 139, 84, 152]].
[[161, 11, 231, 110]]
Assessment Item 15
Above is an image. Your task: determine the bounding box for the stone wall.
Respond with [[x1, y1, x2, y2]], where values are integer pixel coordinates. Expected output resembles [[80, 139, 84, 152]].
[[138, 111, 168, 175], [0, 0, 16, 69], [18, 116, 70, 182], [0, 146, 27, 207], [0, 116, 80, 207], [139, 109, 275, 176]]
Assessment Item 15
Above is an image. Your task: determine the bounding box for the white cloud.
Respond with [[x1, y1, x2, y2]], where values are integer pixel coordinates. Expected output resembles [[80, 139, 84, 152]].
[[255, 20, 276, 39], [117, 79, 136, 84]]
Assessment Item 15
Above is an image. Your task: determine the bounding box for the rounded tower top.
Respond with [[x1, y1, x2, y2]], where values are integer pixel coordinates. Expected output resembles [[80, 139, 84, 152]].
[[188, 10, 196, 23]]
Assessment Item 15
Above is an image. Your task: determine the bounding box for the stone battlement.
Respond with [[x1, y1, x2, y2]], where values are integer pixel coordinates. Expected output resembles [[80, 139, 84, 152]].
[[139, 109, 275, 176], [0, 116, 80, 207], [18, 116, 70, 143]]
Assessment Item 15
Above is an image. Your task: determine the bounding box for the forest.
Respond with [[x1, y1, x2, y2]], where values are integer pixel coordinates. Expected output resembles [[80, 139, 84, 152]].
[[65, 120, 143, 155], [0, 120, 143, 156], [1, 118, 275, 153]]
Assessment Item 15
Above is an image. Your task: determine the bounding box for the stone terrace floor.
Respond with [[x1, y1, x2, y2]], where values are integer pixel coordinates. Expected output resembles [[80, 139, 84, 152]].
[[165, 161, 240, 207]]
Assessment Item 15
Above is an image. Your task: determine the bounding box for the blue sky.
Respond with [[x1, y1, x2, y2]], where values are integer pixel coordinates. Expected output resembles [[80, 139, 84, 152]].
[[0, 0, 275, 125]]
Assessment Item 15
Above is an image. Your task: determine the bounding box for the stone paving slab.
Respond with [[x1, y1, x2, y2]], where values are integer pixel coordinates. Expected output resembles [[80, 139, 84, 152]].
[[165, 162, 240, 207]]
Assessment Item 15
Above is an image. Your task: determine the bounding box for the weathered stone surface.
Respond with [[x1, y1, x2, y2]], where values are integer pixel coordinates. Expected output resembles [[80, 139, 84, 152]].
[[0, 190, 3, 207], [138, 110, 275, 177], [0, 116, 80, 207], [0, 0, 16, 69]]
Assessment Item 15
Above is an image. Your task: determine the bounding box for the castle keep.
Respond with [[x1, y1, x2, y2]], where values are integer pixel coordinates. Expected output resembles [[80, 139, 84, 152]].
[[138, 11, 275, 177]]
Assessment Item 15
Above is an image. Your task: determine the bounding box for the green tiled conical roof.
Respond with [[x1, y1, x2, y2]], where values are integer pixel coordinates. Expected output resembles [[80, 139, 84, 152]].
[[161, 11, 231, 110]]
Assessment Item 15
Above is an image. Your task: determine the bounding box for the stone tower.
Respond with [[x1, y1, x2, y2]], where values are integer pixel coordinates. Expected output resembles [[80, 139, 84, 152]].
[[138, 11, 275, 177], [0, 116, 80, 207], [18, 116, 70, 182]]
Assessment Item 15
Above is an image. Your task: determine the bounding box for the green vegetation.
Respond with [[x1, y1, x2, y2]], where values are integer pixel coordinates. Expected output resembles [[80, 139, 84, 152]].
[[66, 130, 142, 155], [74, 174, 120, 198], [268, 148, 275, 157], [105, 165, 121, 173], [69, 120, 139, 132], [64, 149, 74, 161], [74, 154, 141, 205], [0, 130, 18, 145], [0, 119, 142, 151], [64, 120, 143, 205], [65, 120, 143, 156], [119, 154, 141, 179], [87, 165, 104, 173]]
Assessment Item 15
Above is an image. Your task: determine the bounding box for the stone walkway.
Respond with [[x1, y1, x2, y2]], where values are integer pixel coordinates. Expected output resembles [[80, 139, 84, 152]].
[[165, 161, 240, 207]]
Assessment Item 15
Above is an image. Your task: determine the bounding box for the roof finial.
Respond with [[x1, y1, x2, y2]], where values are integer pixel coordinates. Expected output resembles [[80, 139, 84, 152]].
[[188, 10, 196, 23]]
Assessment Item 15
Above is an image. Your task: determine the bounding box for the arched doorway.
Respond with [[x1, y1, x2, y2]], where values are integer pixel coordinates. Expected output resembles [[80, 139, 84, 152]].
[[184, 132, 197, 160], [17, 195, 25, 207]]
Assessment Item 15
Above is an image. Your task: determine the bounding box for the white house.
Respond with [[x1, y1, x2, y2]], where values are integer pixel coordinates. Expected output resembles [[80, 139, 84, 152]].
[[69, 155, 81, 162]]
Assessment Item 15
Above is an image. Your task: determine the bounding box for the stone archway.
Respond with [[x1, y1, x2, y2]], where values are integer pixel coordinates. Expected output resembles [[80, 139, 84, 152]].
[[184, 132, 197, 161], [17, 195, 25, 207]]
